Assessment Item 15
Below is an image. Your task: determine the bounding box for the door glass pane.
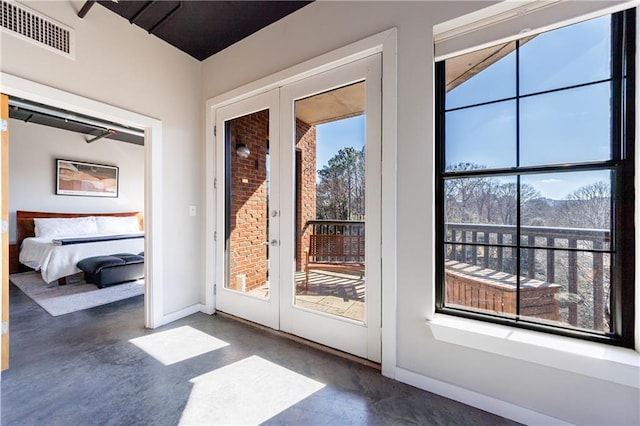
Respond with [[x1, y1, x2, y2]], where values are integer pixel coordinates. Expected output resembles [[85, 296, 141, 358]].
[[225, 109, 270, 298], [293, 82, 366, 322]]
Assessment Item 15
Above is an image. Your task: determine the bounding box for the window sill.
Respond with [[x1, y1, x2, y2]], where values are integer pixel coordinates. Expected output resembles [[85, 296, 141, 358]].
[[426, 314, 640, 388]]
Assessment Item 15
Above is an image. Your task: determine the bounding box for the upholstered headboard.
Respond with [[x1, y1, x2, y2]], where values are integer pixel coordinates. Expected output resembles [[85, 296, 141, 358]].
[[16, 210, 143, 248]]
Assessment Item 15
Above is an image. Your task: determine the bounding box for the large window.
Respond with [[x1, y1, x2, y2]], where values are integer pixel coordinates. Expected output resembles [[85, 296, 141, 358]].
[[435, 10, 635, 346]]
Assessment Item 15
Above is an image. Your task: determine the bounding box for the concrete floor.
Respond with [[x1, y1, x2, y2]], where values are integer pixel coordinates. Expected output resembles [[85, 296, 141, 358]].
[[1, 283, 519, 425]]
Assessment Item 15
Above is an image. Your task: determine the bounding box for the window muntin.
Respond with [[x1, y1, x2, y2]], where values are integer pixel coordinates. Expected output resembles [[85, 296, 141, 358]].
[[435, 11, 634, 346]]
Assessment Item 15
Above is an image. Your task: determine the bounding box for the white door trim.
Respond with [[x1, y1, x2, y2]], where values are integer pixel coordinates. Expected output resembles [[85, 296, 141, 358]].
[[0, 72, 164, 328], [205, 28, 398, 376]]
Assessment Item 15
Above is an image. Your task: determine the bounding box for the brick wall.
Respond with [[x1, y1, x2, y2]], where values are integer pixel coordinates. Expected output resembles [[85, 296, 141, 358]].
[[229, 110, 269, 291], [295, 119, 316, 271], [229, 113, 317, 289]]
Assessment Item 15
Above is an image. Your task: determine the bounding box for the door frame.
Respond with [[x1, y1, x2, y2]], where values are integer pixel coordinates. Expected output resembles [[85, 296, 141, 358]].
[[0, 73, 164, 330], [205, 28, 398, 376]]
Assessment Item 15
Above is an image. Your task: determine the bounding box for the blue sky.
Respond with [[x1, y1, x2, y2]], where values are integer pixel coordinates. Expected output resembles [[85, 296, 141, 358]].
[[313, 16, 611, 200], [316, 114, 365, 173], [446, 14, 611, 200]]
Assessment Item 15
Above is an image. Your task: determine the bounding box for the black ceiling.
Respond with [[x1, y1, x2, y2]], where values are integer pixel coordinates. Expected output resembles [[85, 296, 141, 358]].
[[95, 1, 313, 61]]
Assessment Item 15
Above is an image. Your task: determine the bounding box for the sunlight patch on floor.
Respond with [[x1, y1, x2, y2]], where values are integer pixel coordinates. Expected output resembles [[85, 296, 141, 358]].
[[129, 326, 229, 366], [179, 355, 325, 425]]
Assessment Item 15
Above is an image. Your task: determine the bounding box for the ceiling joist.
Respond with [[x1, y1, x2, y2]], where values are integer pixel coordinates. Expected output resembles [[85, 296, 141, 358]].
[[77, 1, 95, 19]]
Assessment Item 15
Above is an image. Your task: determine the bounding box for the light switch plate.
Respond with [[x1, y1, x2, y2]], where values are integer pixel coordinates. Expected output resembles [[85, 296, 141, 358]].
[[189, 205, 197, 217]]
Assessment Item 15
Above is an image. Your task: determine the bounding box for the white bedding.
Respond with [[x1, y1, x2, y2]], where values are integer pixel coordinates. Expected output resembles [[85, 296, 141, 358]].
[[20, 235, 145, 284]]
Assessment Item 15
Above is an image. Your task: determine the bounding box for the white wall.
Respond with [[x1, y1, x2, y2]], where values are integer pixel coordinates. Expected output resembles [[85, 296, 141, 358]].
[[8, 119, 144, 242], [1, 1, 203, 315], [202, 2, 640, 425]]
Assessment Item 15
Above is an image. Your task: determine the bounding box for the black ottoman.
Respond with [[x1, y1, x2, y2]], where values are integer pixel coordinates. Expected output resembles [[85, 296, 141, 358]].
[[77, 253, 144, 288]]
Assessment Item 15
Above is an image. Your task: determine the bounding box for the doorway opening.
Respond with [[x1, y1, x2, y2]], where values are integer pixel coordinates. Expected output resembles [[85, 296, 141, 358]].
[[1, 74, 164, 370]]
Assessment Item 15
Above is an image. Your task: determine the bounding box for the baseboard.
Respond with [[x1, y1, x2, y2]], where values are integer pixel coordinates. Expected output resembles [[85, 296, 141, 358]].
[[395, 367, 573, 426], [200, 304, 215, 315], [157, 304, 205, 327]]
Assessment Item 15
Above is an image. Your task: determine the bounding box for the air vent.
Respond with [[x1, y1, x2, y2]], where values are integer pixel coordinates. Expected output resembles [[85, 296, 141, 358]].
[[1, 0, 75, 58]]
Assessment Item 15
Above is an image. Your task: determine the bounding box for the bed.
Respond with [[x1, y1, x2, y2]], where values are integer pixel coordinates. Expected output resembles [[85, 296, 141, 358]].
[[17, 210, 145, 284]]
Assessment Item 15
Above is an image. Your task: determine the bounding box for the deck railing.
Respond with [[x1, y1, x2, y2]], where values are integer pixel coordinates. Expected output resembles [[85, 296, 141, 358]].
[[445, 223, 610, 329], [306, 220, 365, 236], [305, 220, 365, 264]]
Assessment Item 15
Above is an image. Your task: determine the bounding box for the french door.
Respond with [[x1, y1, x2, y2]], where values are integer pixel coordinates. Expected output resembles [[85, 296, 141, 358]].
[[214, 55, 381, 361], [214, 89, 280, 329]]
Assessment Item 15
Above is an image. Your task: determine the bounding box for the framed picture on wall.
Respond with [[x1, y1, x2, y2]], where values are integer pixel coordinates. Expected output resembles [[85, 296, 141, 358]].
[[56, 159, 119, 197]]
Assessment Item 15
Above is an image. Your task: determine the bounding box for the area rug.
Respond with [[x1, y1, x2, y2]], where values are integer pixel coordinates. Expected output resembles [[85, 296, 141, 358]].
[[9, 271, 144, 317]]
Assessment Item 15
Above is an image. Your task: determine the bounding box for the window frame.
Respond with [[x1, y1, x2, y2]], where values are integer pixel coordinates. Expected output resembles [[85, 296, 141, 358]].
[[434, 9, 636, 347]]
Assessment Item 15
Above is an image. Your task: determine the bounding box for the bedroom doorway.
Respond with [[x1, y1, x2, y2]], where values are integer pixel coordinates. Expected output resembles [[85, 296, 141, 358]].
[[213, 55, 382, 362], [1, 74, 164, 371]]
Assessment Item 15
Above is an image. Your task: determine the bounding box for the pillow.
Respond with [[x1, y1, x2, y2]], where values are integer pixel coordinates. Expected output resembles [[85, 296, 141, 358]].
[[95, 216, 140, 235], [34, 216, 98, 239]]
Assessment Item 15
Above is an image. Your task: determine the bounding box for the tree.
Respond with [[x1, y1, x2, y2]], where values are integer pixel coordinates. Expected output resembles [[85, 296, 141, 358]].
[[555, 181, 611, 229], [493, 182, 541, 225], [444, 163, 542, 225], [444, 163, 487, 223], [316, 147, 365, 220]]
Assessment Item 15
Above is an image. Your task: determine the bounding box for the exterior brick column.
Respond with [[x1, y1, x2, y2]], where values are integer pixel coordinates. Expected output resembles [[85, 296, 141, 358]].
[[229, 110, 269, 291], [295, 119, 316, 272]]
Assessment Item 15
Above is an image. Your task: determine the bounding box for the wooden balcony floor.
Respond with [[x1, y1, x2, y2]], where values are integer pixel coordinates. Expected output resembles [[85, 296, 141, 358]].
[[247, 270, 365, 321]]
